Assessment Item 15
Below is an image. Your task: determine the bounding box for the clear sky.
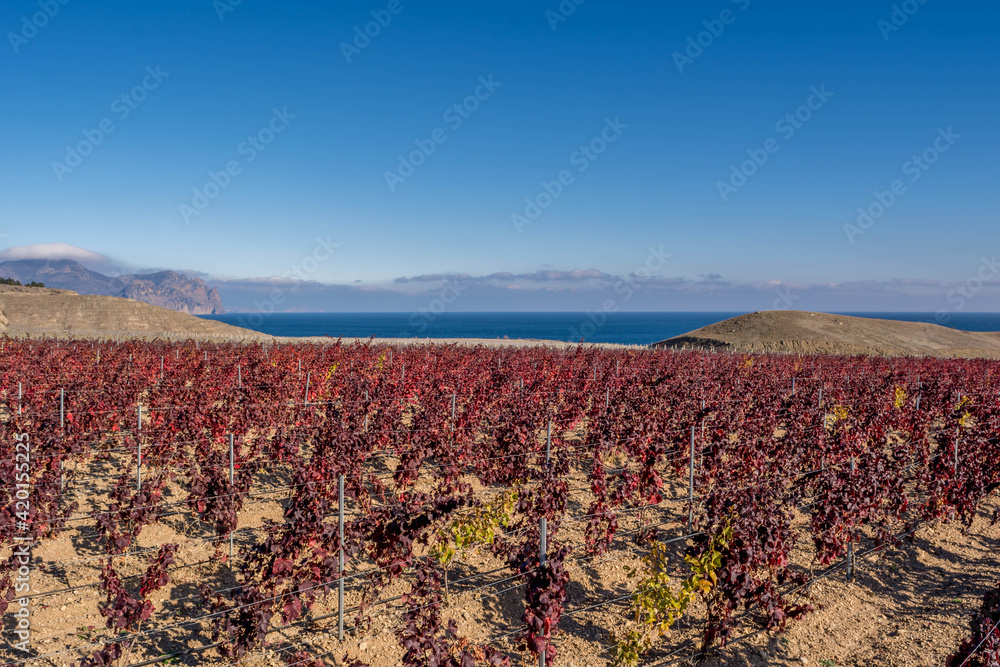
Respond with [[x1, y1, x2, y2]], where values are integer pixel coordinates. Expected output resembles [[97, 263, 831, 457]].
[[2, 0, 999, 312]]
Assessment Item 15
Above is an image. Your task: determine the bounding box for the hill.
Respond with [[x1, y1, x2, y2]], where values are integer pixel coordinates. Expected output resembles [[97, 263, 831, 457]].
[[0, 259, 224, 314], [653, 310, 1000, 358], [0, 285, 262, 340]]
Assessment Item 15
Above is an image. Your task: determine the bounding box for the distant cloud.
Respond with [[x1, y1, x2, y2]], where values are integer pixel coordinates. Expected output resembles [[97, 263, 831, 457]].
[[46, 257, 984, 315], [0, 243, 106, 264], [394, 273, 469, 284], [518, 269, 613, 282], [697, 273, 731, 286], [394, 269, 615, 284], [0, 243, 122, 273]]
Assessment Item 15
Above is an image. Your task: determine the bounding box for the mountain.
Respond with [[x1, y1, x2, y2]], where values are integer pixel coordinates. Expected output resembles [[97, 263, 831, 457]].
[[119, 270, 224, 315], [0, 259, 225, 314], [0, 258, 123, 295]]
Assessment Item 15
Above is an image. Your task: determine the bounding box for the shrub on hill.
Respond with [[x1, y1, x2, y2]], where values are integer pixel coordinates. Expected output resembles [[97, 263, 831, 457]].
[[0, 278, 45, 287]]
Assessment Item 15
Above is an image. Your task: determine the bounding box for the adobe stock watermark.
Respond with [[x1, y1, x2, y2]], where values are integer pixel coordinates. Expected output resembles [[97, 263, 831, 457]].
[[934, 255, 999, 326], [11, 432, 32, 652], [51, 66, 169, 183], [545, 0, 586, 31], [397, 279, 468, 338], [878, 0, 929, 41], [7, 0, 70, 54], [237, 235, 339, 328], [341, 0, 411, 64], [716, 84, 833, 202], [843, 126, 959, 244], [178, 107, 295, 224], [213, 0, 244, 21], [384, 75, 501, 192], [672, 0, 751, 73], [512, 116, 628, 234], [770, 284, 799, 311], [567, 245, 671, 342]]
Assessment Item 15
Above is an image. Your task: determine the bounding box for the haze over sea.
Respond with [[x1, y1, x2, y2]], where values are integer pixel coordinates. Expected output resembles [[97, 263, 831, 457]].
[[200, 312, 1000, 346]]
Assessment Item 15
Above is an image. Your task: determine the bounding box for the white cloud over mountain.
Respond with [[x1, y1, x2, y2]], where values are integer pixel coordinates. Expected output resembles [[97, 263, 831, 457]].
[[0, 243, 108, 264]]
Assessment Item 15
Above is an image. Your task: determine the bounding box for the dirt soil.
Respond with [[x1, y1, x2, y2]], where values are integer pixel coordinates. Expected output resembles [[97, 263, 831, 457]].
[[654, 311, 1000, 359], [697, 499, 1000, 667], [7, 443, 998, 667]]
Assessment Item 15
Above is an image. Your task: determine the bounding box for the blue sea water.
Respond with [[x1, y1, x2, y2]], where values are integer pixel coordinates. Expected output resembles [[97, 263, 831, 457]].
[[199, 312, 1000, 347]]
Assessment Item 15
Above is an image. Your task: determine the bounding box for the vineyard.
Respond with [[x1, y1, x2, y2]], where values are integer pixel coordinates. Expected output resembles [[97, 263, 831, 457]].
[[1, 338, 999, 666]]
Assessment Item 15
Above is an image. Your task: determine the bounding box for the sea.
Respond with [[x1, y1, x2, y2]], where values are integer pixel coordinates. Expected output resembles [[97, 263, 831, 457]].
[[199, 312, 1000, 347]]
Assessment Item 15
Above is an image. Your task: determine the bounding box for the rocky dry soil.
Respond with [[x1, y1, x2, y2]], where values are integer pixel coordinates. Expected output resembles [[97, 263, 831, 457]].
[[0, 286, 263, 341], [5, 442, 997, 667]]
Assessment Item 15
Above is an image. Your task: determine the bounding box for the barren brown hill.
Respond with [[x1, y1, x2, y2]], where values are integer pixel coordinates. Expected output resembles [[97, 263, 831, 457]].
[[0, 286, 265, 340], [653, 310, 1000, 358]]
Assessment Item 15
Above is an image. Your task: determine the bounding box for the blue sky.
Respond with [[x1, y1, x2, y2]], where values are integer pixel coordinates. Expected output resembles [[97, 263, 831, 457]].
[[2, 0, 999, 311]]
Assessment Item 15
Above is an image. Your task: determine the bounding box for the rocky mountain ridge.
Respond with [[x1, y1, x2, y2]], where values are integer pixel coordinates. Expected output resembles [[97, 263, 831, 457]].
[[0, 259, 224, 314]]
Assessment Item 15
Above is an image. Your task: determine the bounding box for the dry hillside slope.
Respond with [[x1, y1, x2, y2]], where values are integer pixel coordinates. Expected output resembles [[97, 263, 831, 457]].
[[654, 310, 1000, 358], [0, 286, 264, 339]]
